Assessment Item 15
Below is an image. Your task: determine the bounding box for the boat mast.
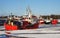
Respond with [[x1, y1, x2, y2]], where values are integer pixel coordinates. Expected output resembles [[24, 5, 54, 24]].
[[26, 6, 32, 18], [8, 12, 13, 20]]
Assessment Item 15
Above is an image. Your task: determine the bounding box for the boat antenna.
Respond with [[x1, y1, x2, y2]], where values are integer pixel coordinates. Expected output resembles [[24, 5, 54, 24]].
[[11, 12, 12, 16]]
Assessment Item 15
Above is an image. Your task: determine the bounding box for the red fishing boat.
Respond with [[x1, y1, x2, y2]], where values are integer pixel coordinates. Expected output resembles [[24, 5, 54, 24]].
[[4, 7, 40, 35], [39, 19, 45, 24], [51, 19, 58, 25], [4, 7, 59, 36]]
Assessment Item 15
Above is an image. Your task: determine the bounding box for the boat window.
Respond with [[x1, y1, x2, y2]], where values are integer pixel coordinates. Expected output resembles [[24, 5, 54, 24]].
[[6, 20, 10, 24], [13, 21, 21, 26]]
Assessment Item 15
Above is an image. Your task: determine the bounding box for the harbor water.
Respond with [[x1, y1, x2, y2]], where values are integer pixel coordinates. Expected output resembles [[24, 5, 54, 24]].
[[0, 24, 60, 38]]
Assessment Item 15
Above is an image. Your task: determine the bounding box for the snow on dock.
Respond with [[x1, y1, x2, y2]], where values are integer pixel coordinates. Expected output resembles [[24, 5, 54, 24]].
[[0, 31, 5, 35], [0, 28, 60, 38], [6, 26, 60, 34], [5, 26, 60, 38], [0, 25, 60, 38], [0, 26, 5, 31], [10, 34, 60, 38]]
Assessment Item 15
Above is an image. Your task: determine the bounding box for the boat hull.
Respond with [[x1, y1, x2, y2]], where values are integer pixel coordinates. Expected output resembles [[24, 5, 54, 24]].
[[44, 20, 51, 24], [45, 22, 51, 24], [5, 29, 60, 35]]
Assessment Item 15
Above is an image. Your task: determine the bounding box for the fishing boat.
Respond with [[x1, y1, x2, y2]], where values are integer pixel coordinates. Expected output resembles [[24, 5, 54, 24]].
[[4, 16, 40, 35], [44, 20, 51, 24], [4, 7, 40, 35], [38, 16, 45, 24], [39, 19, 45, 24], [44, 17, 51, 24], [51, 19, 58, 25], [4, 7, 59, 36], [4, 19, 59, 36]]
